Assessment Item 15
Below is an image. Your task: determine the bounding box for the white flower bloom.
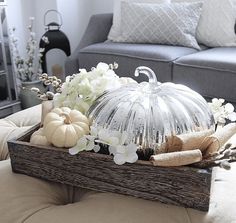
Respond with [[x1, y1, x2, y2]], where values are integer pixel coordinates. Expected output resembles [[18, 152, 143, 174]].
[[208, 98, 236, 124], [9, 17, 47, 81], [69, 135, 100, 155], [96, 62, 109, 72], [97, 129, 120, 146], [113, 144, 138, 165], [53, 62, 122, 114], [95, 129, 128, 147]]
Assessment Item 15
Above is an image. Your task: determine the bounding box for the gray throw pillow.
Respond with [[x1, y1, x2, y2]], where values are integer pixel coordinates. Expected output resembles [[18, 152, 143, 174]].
[[117, 2, 202, 49]]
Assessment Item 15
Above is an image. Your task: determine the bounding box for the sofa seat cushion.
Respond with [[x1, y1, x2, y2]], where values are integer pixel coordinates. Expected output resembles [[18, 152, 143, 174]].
[[79, 41, 197, 82], [0, 105, 41, 160], [173, 47, 236, 102], [0, 159, 236, 223]]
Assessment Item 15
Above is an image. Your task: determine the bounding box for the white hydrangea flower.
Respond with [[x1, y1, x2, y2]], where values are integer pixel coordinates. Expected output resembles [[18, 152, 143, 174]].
[[53, 62, 123, 114], [96, 62, 109, 72], [208, 98, 236, 124], [69, 125, 138, 165], [113, 144, 138, 165], [96, 129, 128, 147], [69, 126, 101, 155]]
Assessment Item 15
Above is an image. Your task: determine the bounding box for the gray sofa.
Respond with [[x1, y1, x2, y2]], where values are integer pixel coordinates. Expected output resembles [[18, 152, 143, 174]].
[[65, 13, 236, 103]]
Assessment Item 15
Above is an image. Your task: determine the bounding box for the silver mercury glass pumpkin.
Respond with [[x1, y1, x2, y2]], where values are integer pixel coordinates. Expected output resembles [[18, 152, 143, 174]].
[[87, 66, 215, 158]]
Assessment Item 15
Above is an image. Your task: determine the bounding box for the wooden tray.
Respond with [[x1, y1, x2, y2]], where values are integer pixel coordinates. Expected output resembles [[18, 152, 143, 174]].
[[8, 124, 212, 211]]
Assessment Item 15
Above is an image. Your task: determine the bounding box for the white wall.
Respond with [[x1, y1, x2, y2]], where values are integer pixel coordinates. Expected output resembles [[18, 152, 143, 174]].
[[7, 0, 114, 51], [32, 0, 58, 41], [6, 0, 114, 76], [6, 0, 26, 55], [57, 0, 94, 52], [91, 0, 114, 14]]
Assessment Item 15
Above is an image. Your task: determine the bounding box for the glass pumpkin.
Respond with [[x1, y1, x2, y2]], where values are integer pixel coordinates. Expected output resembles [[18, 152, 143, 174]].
[[87, 66, 215, 158]]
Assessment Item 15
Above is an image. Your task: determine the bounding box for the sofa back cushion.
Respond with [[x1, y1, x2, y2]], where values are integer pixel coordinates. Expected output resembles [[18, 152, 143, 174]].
[[116, 2, 202, 49], [196, 0, 236, 47], [108, 0, 170, 41]]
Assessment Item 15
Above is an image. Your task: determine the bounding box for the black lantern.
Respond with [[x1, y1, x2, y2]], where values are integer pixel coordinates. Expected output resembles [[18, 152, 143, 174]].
[[39, 10, 71, 74]]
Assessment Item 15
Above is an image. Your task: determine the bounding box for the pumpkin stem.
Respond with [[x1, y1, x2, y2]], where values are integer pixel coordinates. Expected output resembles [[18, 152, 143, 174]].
[[60, 112, 72, 124]]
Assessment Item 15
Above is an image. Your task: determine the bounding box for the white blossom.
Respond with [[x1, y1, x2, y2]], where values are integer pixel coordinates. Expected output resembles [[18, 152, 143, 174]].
[[53, 62, 123, 114], [113, 144, 138, 165], [9, 17, 49, 82], [69, 135, 100, 155], [68, 125, 138, 165], [208, 98, 236, 125], [68, 126, 101, 155]]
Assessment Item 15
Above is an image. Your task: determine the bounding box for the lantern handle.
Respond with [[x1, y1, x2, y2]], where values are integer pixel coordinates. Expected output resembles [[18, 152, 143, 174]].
[[134, 66, 158, 84], [44, 9, 63, 27]]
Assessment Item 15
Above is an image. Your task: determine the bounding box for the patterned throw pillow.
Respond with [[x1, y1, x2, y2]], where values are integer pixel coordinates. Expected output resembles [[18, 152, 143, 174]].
[[196, 0, 236, 47], [117, 2, 202, 49], [108, 0, 170, 41]]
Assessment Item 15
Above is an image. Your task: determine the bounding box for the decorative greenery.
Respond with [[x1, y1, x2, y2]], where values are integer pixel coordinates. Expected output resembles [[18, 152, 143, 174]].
[[9, 17, 49, 82]]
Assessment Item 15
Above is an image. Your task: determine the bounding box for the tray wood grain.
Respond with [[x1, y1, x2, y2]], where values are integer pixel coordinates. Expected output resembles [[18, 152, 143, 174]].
[[8, 124, 212, 211]]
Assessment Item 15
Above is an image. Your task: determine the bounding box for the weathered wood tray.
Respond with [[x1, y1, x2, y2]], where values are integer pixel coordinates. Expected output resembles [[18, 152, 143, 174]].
[[8, 124, 212, 211]]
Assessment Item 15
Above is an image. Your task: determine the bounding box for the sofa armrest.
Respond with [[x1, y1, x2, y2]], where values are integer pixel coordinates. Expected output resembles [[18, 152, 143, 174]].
[[65, 13, 113, 75]]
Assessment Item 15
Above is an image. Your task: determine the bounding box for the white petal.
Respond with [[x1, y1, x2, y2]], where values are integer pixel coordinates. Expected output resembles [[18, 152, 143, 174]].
[[114, 154, 126, 165], [109, 146, 116, 155], [96, 62, 109, 71], [126, 153, 138, 164], [219, 98, 225, 104], [228, 112, 236, 121], [116, 145, 126, 154], [108, 137, 120, 146], [93, 145, 100, 153], [78, 137, 88, 147], [69, 147, 80, 155], [225, 103, 234, 113], [86, 135, 96, 141], [218, 117, 226, 124], [86, 141, 95, 151], [127, 143, 138, 153]]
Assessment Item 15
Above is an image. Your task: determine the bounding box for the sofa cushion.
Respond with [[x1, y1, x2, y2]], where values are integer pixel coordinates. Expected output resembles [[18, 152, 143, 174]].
[[1, 159, 236, 223], [108, 0, 170, 41], [0, 160, 76, 223], [173, 47, 236, 102], [196, 0, 236, 47], [79, 42, 197, 82], [0, 105, 41, 160], [118, 1, 202, 49]]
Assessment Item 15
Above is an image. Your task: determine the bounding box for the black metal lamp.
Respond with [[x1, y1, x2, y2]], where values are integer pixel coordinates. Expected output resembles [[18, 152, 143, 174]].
[[39, 9, 71, 73]]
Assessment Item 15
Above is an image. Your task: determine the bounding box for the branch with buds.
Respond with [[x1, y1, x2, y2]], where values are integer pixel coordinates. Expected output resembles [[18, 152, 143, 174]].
[[193, 143, 236, 170], [31, 73, 62, 100]]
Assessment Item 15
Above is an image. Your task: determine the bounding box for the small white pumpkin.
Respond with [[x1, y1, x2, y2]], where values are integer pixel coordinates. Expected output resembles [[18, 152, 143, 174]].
[[30, 128, 50, 146], [43, 107, 89, 148]]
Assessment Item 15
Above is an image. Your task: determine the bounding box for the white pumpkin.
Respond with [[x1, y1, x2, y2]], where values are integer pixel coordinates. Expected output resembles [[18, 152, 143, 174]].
[[43, 107, 89, 148], [30, 128, 50, 146]]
